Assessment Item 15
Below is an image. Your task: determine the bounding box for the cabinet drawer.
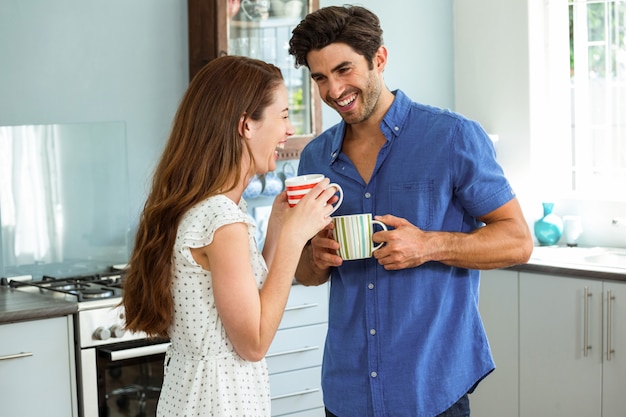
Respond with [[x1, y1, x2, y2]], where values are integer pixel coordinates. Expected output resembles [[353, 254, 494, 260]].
[[281, 283, 328, 330], [0, 316, 77, 417], [267, 323, 327, 374], [270, 367, 323, 416]]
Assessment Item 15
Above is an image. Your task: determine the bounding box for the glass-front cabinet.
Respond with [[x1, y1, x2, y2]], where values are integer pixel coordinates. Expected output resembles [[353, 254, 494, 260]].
[[188, 0, 321, 160]]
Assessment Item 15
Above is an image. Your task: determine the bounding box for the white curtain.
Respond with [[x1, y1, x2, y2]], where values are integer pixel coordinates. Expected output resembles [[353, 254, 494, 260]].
[[0, 125, 63, 266]]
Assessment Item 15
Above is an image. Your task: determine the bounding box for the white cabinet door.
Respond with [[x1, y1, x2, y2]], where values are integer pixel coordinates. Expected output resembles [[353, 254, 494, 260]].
[[601, 280, 626, 417], [0, 316, 77, 417], [519, 273, 603, 417], [470, 269, 519, 417]]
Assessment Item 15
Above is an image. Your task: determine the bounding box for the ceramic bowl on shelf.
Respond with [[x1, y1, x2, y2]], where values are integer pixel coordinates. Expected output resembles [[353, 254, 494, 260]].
[[269, 0, 285, 17], [241, 0, 270, 20], [283, 0, 303, 18], [243, 175, 263, 199], [261, 171, 283, 197]]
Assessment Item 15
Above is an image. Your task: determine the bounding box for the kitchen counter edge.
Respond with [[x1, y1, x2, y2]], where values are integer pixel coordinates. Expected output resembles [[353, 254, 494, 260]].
[[0, 286, 78, 325], [507, 260, 626, 282]]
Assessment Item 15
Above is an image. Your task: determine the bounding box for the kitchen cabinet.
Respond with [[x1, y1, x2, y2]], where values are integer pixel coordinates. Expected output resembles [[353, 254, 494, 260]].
[[0, 316, 77, 417], [266, 282, 328, 416], [188, 0, 322, 160], [474, 269, 626, 417], [470, 269, 519, 417], [519, 272, 626, 417]]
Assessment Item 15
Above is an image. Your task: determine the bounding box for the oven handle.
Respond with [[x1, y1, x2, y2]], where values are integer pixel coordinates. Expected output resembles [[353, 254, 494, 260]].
[[102, 342, 170, 362]]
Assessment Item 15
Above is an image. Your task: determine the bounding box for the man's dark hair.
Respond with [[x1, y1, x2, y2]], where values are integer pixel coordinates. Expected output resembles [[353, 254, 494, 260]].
[[289, 5, 384, 69]]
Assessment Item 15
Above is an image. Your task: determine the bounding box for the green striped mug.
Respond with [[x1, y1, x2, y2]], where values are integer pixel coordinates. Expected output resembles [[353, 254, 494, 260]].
[[332, 213, 388, 260]]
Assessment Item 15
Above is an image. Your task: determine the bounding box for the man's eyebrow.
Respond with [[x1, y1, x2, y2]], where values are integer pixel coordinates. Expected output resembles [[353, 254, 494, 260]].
[[310, 61, 352, 79]]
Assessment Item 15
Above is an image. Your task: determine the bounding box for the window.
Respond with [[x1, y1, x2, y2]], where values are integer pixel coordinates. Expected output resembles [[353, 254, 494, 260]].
[[568, 0, 626, 197]]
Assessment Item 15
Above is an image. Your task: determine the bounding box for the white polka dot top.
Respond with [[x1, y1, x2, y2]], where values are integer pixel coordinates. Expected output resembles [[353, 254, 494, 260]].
[[157, 195, 271, 417]]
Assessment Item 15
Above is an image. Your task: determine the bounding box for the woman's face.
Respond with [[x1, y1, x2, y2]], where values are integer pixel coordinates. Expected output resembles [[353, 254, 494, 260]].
[[246, 83, 294, 174]]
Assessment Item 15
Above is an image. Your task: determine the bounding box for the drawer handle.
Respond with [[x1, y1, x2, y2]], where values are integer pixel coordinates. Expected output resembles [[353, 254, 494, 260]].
[[0, 352, 33, 361], [607, 290, 615, 361], [284, 303, 319, 312], [584, 286, 592, 357], [266, 345, 319, 358], [271, 387, 320, 400]]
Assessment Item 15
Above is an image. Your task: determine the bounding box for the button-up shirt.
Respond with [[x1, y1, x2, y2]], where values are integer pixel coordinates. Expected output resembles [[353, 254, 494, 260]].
[[297, 90, 516, 417]]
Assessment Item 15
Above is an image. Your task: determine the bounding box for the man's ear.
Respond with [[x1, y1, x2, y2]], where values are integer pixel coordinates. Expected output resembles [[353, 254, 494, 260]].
[[374, 45, 388, 73]]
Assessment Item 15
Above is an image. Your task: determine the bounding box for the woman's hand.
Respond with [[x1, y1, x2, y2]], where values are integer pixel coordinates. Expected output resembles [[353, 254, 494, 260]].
[[264, 178, 336, 264]]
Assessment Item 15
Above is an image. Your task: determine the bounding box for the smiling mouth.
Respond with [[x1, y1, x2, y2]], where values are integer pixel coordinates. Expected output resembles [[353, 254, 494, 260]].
[[336, 93, 357, 108]]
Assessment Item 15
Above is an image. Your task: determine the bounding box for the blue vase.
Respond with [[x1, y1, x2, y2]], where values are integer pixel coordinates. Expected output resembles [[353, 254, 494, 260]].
[[534, 202, 564, 246]]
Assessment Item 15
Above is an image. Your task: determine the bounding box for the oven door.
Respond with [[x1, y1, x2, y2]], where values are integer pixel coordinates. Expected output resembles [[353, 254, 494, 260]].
[[82, 339, 169, 417]]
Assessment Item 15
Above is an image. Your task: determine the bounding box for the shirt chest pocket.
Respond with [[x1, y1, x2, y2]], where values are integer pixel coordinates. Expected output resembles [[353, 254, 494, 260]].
[[388, 181, 434, 230]]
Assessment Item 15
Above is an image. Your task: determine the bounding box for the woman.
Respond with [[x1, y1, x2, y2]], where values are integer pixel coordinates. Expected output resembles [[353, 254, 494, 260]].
[[122, 55, 336, 416]]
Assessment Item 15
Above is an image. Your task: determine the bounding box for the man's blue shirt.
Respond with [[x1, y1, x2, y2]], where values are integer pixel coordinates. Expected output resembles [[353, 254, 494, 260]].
[[297, 90, 516, 417]]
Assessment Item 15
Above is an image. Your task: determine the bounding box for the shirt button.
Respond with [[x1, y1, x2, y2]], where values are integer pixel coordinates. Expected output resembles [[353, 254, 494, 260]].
[[368, 283, 374, 289], [371, 371, 378, 378], [365, 192, 371, 199], [370, 329, 376, 335], [394, 126, 399, 131]]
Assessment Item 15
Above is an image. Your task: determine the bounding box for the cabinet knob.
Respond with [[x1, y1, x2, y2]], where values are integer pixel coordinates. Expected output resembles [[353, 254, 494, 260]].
[[94, 326, 111, 341], [109, 324, 125, 338]]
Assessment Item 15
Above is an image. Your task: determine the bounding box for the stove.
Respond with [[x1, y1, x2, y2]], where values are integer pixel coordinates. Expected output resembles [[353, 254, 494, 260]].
[[5, 270, 168, 417]]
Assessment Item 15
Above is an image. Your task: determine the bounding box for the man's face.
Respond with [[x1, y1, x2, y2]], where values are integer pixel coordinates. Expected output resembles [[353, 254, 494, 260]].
[[307, 43, 385, 125]]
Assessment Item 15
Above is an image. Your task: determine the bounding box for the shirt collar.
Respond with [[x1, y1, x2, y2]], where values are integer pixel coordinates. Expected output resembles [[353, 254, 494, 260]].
[[328, 89, 411, 164]]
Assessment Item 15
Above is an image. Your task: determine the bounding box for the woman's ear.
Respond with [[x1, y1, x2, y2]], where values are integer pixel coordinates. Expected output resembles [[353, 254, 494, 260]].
[[238, 114, 253, 139]]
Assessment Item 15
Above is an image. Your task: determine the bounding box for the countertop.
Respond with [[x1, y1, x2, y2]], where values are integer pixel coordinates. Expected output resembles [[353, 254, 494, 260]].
[[510, 261, 626, 282], [512, 245, 626, 282], [0, 285, 77, 325]]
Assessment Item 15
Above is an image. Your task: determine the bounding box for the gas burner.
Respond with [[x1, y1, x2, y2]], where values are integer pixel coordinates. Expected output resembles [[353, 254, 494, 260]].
[[80, 287, 116, 299], [8, 271, 125, 303]]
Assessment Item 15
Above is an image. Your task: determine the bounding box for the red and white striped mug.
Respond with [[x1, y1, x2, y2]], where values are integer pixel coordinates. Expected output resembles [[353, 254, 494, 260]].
[[284, 174, 343, 214]]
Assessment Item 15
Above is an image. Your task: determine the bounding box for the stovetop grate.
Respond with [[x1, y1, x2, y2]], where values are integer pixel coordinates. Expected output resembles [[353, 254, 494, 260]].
[[3, 271, 125, 302]]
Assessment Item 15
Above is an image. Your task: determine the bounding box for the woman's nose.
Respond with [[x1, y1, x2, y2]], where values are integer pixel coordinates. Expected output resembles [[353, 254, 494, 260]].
[[286, 119, 295, 136]]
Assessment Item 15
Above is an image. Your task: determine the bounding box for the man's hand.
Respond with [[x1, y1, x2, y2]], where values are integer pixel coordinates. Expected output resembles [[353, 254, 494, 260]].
[[372, 214, 429, 270]]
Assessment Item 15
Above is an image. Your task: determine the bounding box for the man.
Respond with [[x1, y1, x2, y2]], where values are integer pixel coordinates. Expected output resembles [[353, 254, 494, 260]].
[[288, 5, 533, 417]]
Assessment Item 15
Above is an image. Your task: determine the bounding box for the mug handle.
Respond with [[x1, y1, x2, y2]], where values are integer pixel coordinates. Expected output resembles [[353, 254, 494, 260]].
[[327, 183, 343, 215], [371, 220, 388, 252]]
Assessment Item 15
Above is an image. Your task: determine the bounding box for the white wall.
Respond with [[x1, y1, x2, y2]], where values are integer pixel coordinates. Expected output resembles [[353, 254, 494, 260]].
[[453, 0, 531, 188]]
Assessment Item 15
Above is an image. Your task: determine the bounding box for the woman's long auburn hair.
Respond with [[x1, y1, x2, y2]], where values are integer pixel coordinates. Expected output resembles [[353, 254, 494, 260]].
[[122, 56, 284, 338]]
